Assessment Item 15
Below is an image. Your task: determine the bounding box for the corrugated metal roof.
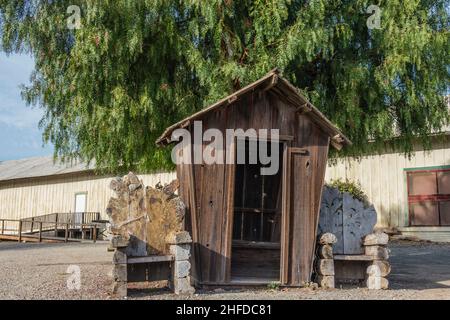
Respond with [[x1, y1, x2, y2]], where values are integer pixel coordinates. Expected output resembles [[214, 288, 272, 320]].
[[0, 156, 94, 182]]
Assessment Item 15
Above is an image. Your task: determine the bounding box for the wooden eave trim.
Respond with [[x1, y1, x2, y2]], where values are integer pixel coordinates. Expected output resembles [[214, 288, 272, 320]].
[[156, 69, 352, 149], [262, 74, 279, 92], [274, 78, 352, 148], [156, 71, 279, 145], [234, 132, 294, 141], [330, 140, 344, 151]]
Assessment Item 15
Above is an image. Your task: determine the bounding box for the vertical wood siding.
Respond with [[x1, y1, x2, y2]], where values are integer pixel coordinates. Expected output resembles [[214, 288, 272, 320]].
[[177, 89, 330, 285], [325, 138, 450, 228], [0, 172, 176, 221]]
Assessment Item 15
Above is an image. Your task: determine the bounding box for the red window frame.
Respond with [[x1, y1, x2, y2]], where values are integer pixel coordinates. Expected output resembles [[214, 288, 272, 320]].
[[407, 168, 450, 226]]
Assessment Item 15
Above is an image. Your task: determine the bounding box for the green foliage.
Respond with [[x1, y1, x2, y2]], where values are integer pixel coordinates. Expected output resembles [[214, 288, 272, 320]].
[[0, 1, 448, 172], [327, 178, 368, 203], [267, 281, 280, 290]]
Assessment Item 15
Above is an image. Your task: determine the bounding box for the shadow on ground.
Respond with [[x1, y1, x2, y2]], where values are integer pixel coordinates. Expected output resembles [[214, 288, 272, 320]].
[[389, 240, 450, 290]]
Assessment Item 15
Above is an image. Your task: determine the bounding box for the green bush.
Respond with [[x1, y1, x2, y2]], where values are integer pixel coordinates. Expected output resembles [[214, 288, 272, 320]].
[[327, 178, 368, 204], [267, 281, 280, 290]]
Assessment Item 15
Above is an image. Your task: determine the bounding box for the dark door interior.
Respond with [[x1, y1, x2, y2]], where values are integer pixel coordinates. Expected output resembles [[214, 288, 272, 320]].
[[230, 139, 283, 283]]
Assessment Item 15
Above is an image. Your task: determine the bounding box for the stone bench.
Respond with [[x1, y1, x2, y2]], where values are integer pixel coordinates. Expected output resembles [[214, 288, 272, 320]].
[[315, 232, 390, 289], [111, 231, 195, 297], [316, 186, 391, 290]]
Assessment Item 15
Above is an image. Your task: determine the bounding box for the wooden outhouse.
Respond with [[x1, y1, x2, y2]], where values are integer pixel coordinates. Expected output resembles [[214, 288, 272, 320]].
[[157, 69, 351, 287]]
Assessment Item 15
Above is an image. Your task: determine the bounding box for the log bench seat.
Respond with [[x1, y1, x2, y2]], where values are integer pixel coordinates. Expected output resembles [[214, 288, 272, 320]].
[[127, 255, 174, 264], [333, 255, 375, 261]]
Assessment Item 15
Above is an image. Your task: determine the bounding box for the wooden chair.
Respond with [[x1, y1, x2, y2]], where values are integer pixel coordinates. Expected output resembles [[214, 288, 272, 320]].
[[316, 187, 391, 289]]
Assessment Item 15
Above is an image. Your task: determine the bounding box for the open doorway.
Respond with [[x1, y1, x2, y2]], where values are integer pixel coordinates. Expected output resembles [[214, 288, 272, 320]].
[[230, 139, 284, 283]]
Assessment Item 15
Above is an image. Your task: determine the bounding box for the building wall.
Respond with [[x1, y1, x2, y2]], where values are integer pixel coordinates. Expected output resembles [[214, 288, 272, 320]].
[[0, 171, 176, 221], [3, 137, 450, 242], [325, 137, 450, 235]]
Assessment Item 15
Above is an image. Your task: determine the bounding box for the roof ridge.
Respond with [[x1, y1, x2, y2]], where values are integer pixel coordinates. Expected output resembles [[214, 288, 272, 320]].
[[156, 69, 351, 148]]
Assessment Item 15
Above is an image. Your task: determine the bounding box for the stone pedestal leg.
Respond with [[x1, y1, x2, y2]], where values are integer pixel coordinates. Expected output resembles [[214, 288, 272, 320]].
[[363, 232, 390, 290], [366, 264, 389, 289], [111, 241, 128, 297], [315, 233, 337, 289], [167, 231, 195, 295], [366, 265, 381, 289]]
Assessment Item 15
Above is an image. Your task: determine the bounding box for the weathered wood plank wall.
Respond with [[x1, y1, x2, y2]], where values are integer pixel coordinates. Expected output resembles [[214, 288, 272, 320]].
[[178, 88, 330, 285], [318, 187, 377, 254]]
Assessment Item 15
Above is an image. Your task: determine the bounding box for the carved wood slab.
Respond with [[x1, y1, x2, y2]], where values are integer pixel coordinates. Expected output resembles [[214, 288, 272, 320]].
[[319, 186, 377, 255]]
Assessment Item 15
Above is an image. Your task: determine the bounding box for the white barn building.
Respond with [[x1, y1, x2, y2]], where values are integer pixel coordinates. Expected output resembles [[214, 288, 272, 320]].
[[326, 135, 450, 242], [0, 156, 175, 221], [2, 133, 450, 243]]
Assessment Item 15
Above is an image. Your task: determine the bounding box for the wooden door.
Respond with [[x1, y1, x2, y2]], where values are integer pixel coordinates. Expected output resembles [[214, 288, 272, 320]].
[[281, 147, 312, 285], [74, 193, 87, 226]]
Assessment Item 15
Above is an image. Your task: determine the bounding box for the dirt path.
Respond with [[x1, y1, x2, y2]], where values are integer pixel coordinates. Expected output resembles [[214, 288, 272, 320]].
[[0, 240, 449, 300]]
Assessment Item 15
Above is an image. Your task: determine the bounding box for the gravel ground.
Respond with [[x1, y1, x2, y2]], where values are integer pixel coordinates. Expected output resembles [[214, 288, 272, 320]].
[[0, 241, 113, 300], [0, 239, 449, 300]]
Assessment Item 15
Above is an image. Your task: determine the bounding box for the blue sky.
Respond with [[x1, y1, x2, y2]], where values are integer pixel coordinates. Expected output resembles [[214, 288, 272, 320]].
[[0, 53, 53, 161]]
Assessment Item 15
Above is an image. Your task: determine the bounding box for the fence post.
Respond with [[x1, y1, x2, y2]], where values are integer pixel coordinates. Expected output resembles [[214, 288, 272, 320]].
[[38, 222, 43, 242], [65, 223, 69, 242], [93, 225, 97, 243], [18, 220, 22, 242], [54, 213, 59, 237], [1, 220, 4, 235], [30, 217, 34, 233]]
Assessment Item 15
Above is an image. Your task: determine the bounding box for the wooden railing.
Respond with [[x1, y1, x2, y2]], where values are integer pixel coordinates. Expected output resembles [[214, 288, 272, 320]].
[[0, 213, 103, 243], [21, 212, 101, 228]]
